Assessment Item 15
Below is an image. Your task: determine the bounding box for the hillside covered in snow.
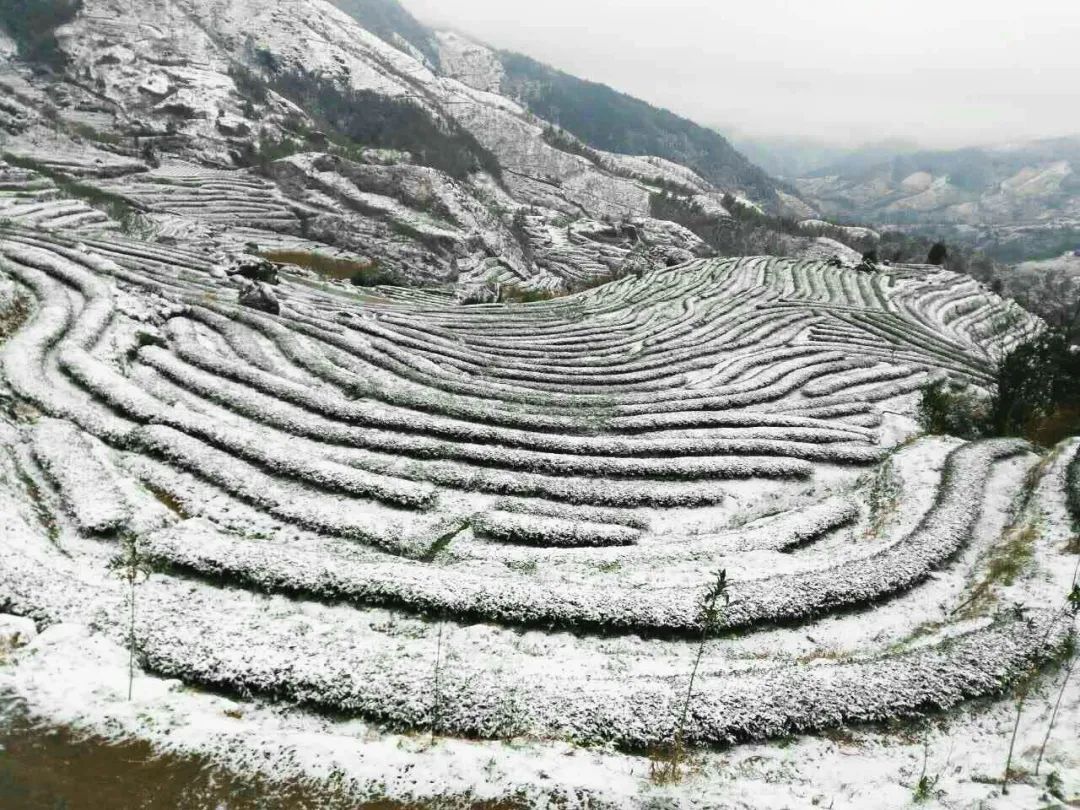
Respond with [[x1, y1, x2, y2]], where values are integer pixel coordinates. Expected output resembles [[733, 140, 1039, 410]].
[[1, 1, 1079, 808], [0, 0, 844, 300]]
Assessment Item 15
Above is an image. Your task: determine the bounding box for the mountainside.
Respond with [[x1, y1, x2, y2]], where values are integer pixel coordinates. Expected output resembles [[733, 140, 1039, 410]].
[[0, 0, 829, 300], [327, 0, 441, 67], [0, 0, 728, 293], [326, 1, 793, 211], [490, 50, 785, 206], [793, 138, 1080, 261]]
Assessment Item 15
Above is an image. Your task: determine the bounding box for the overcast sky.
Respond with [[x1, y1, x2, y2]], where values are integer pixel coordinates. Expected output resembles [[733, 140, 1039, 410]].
[[400, 0, 1080, 149]]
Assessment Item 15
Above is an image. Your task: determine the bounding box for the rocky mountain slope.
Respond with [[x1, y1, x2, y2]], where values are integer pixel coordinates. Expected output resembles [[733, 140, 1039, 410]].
[[0, 0, 830, 296]]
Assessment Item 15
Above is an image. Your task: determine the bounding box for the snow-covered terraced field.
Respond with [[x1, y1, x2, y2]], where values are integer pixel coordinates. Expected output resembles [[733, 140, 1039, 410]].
[[0, 160, 117, 233], [94, 162, 305, 233], [1, 221, 1077, 805]]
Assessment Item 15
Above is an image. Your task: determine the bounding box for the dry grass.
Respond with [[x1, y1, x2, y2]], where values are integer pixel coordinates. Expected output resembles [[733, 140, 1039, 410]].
[[143, 482, 191, 520], [259, 250, 389, 285], [959, 520, 1040, 617], [0, 293, 29, 344], [497, 285, 558, 304]]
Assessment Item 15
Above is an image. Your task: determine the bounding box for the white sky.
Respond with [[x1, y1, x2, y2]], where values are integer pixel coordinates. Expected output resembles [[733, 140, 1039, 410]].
[[400, 0, 1080, 148]]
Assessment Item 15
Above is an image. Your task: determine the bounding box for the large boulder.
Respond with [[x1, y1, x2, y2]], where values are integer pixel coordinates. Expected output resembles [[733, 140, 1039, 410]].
[[216, 114, 251, 137], [226, 255, 279, 285], [0, 615, 37, 651], [237, 280, 280, 315]]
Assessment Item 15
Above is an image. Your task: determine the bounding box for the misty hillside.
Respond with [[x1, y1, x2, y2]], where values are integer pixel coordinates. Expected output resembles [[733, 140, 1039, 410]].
[[329, 0, 794, 211], [793, 138, 1080, 261], [328, 0, 441, 66], [493, 51, 783, 205], [0, 0, 856, 298], [727, 134, 921, 181]]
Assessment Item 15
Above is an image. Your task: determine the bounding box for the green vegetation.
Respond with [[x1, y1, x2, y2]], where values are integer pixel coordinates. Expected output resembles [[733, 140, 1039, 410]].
[[499, 50, 779, 204], [507, 208, 535, 267], [142, 482, 191, 520], [906, 308, 1074, 447], [1066, 446, 1080, 530], [927, 241, 948, 265], [67, 122, 125, 147], [1046, 771, 1067, 802], [918, 321, 1080, 447], [912, 740, 942, 803], [496, 258, 647, 305], [108, 533, 152, 701], [540, 125, 600, 164], [14, 464, 60, 549], [0, 0, 81, 68], [227, 63, 270, 107], [917, 380, 988, 440], [0, 291, 29, 345], [496, 285, 557, 304], [988, 330, 1080, 445]]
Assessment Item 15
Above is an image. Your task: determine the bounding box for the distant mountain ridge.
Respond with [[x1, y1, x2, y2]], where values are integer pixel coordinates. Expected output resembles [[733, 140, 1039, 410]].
[[492, 51, 783, 205], [726, 134, 921, 180], [791, 137, 1080, 261]]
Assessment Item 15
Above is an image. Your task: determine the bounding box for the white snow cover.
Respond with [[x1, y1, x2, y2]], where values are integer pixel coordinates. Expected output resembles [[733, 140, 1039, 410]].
[[0, 201, 1073, 807]]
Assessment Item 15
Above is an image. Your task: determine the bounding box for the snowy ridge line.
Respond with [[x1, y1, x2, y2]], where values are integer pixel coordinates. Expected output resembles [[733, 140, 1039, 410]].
[[381, 309, 806, 389], [0, 256, 135, 441], [209, 306, 603, 434], [30, 418, 130, 535], [344, 319, 823, 410], [608, 350, 864, 415], [458, 495, 858, 565], [95, 170, 302, 232], [462, 493, 860, 563], [0, 164, 115, 233], [719, 440, 1028, 629], [130, 562, 1072, 747], [472, 511, 641, 548], [380, 290, 759, 369], [67, 347, 440, 509], [764, 372, 944, 417], [134, 425, 460, 558], [844, 312, 994, 383], [0, 227, 218, 300], [695, 496, 859, 555], [138, 351, 822, 490], [148, 338, 874, 458], [606, 357, 879, 418], [488, 498, 651, 530], [134, 466, 916, 635], [141, 343, 860, 461], [0, 251, 438, 512], [801, 363, 923, 398]]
